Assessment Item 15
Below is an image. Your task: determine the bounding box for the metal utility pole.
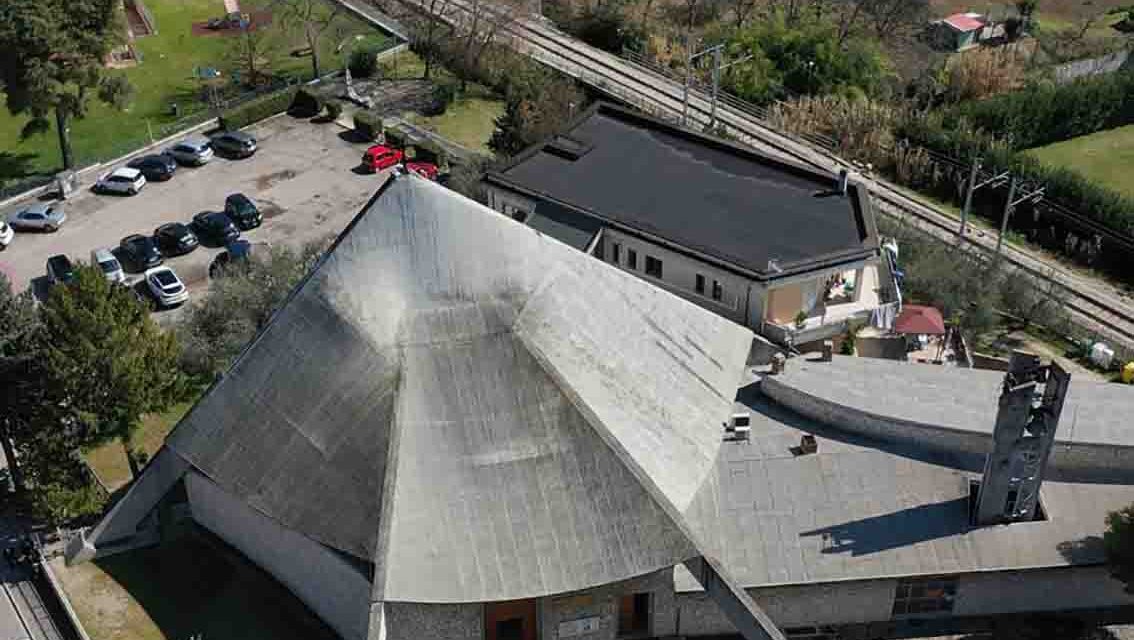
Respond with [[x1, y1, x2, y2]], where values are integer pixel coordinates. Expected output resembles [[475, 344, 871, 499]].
[[995, 178, 1045, 260], [682, 43, 723, 127], [959, 162, 1009, 240], [710, 46, 721, 129]]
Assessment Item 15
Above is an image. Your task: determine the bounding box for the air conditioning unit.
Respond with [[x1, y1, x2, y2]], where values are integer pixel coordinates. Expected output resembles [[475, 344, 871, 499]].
[[724, 412, 751, 441]]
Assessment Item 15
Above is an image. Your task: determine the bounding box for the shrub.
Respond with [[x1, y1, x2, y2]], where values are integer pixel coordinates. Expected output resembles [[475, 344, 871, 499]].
[[353, 109, 382, 142], [384, 127, 408, 149], [324, 99, 344, 121], [424, 80, 459, 116], [220, 87, 298, 130], [288, 87, 323, 118], [569, 6, 643, 54], [348, 37, 391, 79]]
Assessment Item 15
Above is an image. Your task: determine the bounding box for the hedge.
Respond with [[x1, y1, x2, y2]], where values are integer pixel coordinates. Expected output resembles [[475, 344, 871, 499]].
[[383, 127, 408, 149], [423, 80, 459, 116], [947, 71, 1134, 151], [288, 88, 323, 118], [219, 87, 299, 131], [324, 99, 344, 121], [353, 110, 382, 142]]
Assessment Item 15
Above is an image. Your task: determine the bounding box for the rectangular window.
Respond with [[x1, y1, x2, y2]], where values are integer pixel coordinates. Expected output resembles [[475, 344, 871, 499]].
[[612, 243, 622, 264], [712, 280, 723, 301], [645, 256, 663, 279], [1004, 489, 1018, 516], [618, 593, 651, 637], [627, 249, 638, 270], [695, 274, 705, 294], [891, 576, 957, 618]]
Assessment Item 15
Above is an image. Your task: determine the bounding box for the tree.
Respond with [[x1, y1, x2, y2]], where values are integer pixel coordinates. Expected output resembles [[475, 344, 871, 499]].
[[410, 0, 457, 80], [0, 273, 42, 493], [1105, 504, 1134, 592], [1015, 0, 1038, 33], [453, 0, 523, 91], [724, 16, 891, 103], [274, 0, 343, 79], [39, 267, 183, 478], [225, 23, 280, 85], [0, 0, 132, 169], [178, 241, 328, 378], [489, 63, 587, 156]]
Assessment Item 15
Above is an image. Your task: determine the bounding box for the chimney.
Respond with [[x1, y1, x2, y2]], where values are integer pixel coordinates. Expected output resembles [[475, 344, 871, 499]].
[[837, 169, 849, 196]]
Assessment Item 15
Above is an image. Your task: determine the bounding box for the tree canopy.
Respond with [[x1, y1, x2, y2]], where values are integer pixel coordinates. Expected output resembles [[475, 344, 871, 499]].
[[39, 266, 183, 475], [1105, 504, 1134, 592], [723, 16, 891, 104], [0, 0, 131, 169]]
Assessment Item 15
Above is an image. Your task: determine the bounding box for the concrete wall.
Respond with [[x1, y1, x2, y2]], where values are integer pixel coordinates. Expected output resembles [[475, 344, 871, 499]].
[[761, 373, 1134, 475], [382, 602, 483, 640], [184, 472, 372, 640], [954, 567, 1134, 616], [677, 579, 896, 635], [539, 569, 677, 640]]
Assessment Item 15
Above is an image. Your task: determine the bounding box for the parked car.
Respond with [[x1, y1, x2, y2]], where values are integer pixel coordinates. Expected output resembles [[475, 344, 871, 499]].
[[8, 203, 66, 232], [153, 222, 199, 256], [90, 248, 126, 284], [361, 145, 403, 173], [405, 161, 439, 181], [211, 131, 257, 158], [0, 221, 13, 249], [120, 234, 163, 270], [209, 239, 254, 278], [127, 154, 178, 181], [94, 167, 147, 195], [191, 211, 240, 244], [223, 193, 262, 229], [168, 137, 214, 166], [144, 266, 189, 308], [46, 254, 75, 286]]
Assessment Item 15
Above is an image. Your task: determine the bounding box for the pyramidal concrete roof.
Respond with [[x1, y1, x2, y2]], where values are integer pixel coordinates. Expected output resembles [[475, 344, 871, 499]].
[[163, 173, 754, 603]]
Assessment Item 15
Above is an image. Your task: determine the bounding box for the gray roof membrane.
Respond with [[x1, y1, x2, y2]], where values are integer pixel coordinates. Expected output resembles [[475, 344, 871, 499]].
[[167, 173, 754, 603]]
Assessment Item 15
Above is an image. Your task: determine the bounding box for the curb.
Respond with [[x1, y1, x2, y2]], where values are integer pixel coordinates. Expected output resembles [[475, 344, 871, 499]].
[[40, 559, 93, 640]]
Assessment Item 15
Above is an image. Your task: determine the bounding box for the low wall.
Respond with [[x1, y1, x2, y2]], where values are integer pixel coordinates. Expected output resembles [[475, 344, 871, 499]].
[[760, 374, 1134, 476]]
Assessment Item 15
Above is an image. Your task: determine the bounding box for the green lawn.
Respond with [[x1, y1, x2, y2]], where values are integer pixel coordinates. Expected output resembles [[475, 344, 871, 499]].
[[52, 527, 339, 640], [409, 87, 504, 154], [0, 0, 392, 183], [84, 398, 197, 492], [1027, 124, 1134, 199]]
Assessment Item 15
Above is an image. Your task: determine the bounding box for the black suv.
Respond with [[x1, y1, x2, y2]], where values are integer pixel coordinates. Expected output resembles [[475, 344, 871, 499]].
[[46, 255, 75, 285], [153, 222, 199, 256], [223, 193, 262, 230], [210, 131, 257, 158], [120, 234, 163, 270], [191, 211, 240, 245], [127, 154, 178, 181]]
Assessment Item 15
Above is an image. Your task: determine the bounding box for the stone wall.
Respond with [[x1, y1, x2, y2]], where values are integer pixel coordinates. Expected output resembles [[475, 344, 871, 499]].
[[539, 569, 677, 640], [382, 602, 483, 640]]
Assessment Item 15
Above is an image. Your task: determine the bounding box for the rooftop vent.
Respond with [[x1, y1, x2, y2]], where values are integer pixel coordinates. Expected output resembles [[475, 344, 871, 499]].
[[544, 136, 592, 161], [724, 412, 751, 441]]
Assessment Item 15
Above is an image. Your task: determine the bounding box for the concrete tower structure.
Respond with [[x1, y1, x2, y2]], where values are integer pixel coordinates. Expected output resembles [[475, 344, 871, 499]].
[[975, 352, 1070, 525]]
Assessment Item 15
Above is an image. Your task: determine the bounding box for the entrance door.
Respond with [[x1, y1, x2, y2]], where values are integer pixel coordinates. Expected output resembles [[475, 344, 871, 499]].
[[485, 599, 538, 640]]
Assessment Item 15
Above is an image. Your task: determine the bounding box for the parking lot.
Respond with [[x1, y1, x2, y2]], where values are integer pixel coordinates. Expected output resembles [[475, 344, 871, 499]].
[[0, 114, 385, 313]]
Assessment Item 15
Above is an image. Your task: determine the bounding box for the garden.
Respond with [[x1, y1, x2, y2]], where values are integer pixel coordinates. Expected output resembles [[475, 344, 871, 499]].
[[0, 0, 393, 189]]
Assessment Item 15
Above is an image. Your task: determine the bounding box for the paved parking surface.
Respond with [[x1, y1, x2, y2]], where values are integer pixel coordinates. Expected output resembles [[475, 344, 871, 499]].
[[0, 115, 386, 314]]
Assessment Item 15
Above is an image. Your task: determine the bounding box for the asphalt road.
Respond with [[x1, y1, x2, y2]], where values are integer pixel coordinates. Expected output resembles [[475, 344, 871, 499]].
[[0, 114, 386, 317]]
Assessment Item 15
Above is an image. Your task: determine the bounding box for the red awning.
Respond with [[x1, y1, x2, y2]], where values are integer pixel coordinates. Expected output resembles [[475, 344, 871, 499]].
[[943, 13, 985, 32], [894, 305, 947, 335]]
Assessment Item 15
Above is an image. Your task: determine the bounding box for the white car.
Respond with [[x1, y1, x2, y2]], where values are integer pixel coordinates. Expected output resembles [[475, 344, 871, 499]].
[[94, 167, 147, 195], [144, 266, 189, 308], [0, 221, 13, 249], [91, 248, 126, 284], [168, 137, 214, 166]]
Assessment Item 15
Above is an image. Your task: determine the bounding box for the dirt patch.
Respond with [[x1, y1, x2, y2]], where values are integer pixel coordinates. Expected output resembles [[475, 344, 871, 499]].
[[258, 199, 286, 219], [255, 169, 297, 191]]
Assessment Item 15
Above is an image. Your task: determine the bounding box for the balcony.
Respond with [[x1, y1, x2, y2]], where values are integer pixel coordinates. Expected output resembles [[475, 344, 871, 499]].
[[763, 264, 898, 347]]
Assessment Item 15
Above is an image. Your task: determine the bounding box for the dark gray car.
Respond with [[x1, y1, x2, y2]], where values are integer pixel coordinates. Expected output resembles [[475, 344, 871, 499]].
[[211, 131, 257, 158]]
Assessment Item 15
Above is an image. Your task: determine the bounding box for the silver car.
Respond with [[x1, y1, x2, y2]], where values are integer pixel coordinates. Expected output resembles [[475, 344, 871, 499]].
[[8, 203, 66, 232], [168, 137, 214, 166], [91, 248, 126, 284]]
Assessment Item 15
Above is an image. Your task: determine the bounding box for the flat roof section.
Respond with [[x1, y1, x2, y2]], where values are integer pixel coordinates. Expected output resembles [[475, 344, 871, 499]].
[[491, 104, 873, 277]]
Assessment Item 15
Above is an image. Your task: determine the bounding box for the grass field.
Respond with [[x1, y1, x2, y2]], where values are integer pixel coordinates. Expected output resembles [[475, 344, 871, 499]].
[[410, 87, 504, 153], [0, 0, 390, 184], [52, 526, 339, 640], [1027, 124, 1134, 199], [84, 398, 198, 492]]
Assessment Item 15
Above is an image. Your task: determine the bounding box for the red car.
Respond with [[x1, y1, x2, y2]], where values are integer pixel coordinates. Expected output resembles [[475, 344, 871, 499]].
[[362, 145, 404, 173], [405, 161, 439, 181]]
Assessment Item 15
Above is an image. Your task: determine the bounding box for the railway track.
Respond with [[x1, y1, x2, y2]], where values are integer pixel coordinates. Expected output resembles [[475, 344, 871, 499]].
[[362, 0, 1134, 348]]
